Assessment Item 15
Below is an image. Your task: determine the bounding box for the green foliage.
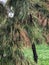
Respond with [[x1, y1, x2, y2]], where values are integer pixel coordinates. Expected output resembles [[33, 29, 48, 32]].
[[0, 3, 7, 26], [8, 0, 30, 21], [0, 0, 49, 65], [23, 24, 33, 40]]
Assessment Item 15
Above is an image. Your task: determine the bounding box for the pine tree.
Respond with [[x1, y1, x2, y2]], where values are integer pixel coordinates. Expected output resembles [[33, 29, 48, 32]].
[[0, 0, 34, 65]]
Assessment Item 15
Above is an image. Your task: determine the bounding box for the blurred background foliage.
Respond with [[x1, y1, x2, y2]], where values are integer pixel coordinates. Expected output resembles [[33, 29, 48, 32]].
[[0, 0, 49, 65]]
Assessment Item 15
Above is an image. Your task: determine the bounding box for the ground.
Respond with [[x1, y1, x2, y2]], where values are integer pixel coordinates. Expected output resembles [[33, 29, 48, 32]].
[[23, 44, 49, 65]]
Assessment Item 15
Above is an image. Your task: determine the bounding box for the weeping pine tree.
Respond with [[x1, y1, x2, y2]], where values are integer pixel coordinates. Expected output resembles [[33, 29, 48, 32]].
[[0, 0, 37, 65]]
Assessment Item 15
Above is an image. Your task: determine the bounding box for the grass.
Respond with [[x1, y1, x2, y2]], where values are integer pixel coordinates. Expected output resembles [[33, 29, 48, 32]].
[[23, 44, 49, 65]]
